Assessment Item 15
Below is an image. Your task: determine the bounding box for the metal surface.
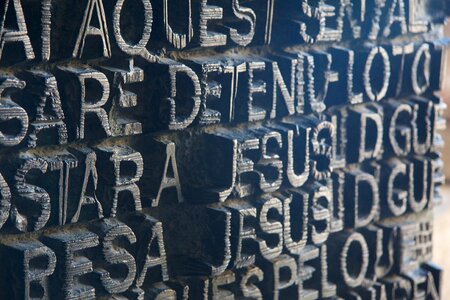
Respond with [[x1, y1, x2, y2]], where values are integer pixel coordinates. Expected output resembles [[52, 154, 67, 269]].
[[0, 0, 447, 298]]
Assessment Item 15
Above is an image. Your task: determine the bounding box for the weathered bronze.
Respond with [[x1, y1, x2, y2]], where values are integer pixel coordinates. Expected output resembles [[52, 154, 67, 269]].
[[0, 0, 447, 299]]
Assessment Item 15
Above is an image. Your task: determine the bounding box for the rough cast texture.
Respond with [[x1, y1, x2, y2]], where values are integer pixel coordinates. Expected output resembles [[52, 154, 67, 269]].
[[0, 0, 447, 299]]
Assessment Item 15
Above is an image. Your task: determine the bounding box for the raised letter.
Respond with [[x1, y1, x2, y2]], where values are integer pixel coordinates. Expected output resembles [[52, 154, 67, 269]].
[[363, 47, 391, 101], [90, 218, 137, 294], [199, 0, 227, 47], [113, 0, 155, 61], [0, 77, 28, 147], [96, 146, 143, 217], [11, 157, 50, 232], [2, 239, 56, 299], [229, 0, 256, 46], [0, 0, 35, 63], [43, 230, 99, 299], [73, 0, 111, 58]]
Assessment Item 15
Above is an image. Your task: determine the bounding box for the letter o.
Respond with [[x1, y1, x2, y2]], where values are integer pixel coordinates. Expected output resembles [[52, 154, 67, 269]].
[[364, 47, 391, 101], [411, 44, 431, 95], [340, 232, 369, 288]]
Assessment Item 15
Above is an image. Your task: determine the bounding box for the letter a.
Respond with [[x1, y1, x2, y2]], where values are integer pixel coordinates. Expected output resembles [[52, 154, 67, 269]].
[[73, 0, 111, 58], [0, 0, 35, 63], [152, 141, 184, 207]]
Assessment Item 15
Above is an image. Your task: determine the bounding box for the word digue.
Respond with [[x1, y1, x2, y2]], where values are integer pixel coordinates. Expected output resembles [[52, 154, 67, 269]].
[[0, 0, 446, 65], [0, 41, 444, 150]]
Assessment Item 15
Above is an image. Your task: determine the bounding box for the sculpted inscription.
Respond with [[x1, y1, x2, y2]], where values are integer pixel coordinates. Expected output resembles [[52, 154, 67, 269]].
[[0, 0, 446, 299]]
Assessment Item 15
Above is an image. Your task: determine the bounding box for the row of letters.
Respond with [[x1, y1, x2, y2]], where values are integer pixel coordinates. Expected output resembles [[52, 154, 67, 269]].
[[0, 98, 443, 232], [0, 41, 444, 149], [0, 0, 445, 65], [0, 211, 440, 299]]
